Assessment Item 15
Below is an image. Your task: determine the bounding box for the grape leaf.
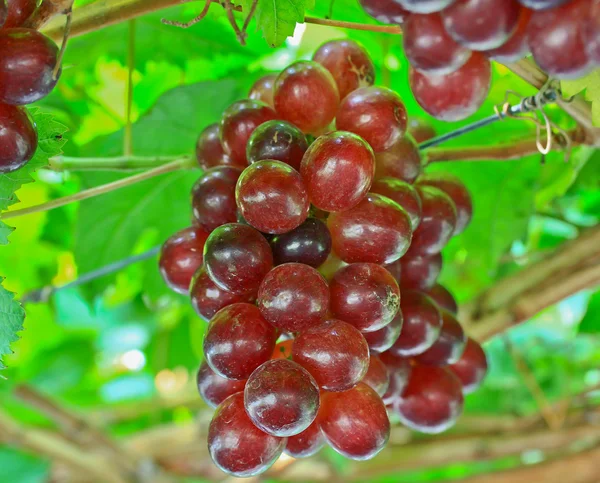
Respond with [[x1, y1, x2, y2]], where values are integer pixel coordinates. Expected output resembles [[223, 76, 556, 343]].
[[249, 0, 308, 47], [561, 70, 600, 127], [0, 279, 25, 369]]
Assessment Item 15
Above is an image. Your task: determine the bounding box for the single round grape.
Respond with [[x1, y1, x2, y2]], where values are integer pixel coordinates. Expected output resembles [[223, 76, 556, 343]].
[[191, 166, 241, 232], [328, 193, 413, 264], [426, 283, 458, 315], [284, 419, 325, 458], [257, 263, 329, 332], [0, 28, 60, 105], [485, 7, 532, 63], [410, 52, 491, 122], [220, 99, 276, 166], [406, 186, 457, 256], [442, 0, 522, 50], [370, 177, 422, 230], [359, 0, 410, 23], [271, 339, 294, 360], [204, 303, 277, 380], [208, 392, 285, 477], [417, 172, 473, 235], [195, 123, 235, 169], [293, 319, 370, 392], [300, 131, 375, 213], [398, 0, 457, 12], [374, 134, 423, 184], [517, 0, 569, 8], [319, 383, 390, 460], [363, 312, 403, 353], [236, 160, 310, 234], [245, 359, 320, 437], [159, 226, 209, 295], [249, 73, 277, 107], [2, 0, 37, 28], [204, 223, 274, 295], [0, 103, 37, 173], [390, 291, 442, 356], [449, 337, 488, 394], [270, 218, 332, 268], [527, 0, 592, 79], [197, 361, 246, 408], [362, 354, 390, 396], [407, 117, 437, 144], [414, 309, 467, 365], [399, 253, 442, 290], [330, 263, 400, 332], [336, 86, 408, 152], [274, 61, 340, 135], [246, 120, 308, 171], [403, 13, 471, 75], [379, 351, 412, 405], [393, 365, 464, 433], [313, 39, 376, 100]]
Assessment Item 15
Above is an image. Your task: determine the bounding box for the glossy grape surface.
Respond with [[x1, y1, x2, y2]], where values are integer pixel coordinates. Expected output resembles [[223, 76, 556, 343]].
[[0, 28, 60, 105], [197, 361, 246, 408], [274, 61, 340, 135], [363, 312, 403, 353], [415, 309, 467, 365], [362, 354, 390, 396], [370, 177, 422, 229], [258, 263, 329, 332], [249, 74, 277, 107], [204, 223, 274, 295], [2, 0, 37, 28], [246, 120, 308, 171], [399, 253, 442, 290], [449, 337, 488, 393], [284, 419, 325, 458], [517, 0, 569, 8], [407, 117, 437, 143], [191, 166, 241, 232], [270, 218, 332, 268], [337, 86, 408, 152], [398, 0, 457, 12], [301, 131, 375, 213], [204, 303, 277, 380], [374, 134, 423, 184], [359, 0, 410, 23], [0, 103, 37, 172], [379, 352, 412, 405], [319, 383, 390, 460], [208, 393, 285, 477], [195, 123, 234, 169], [330, 263, 400, 332], [293, 319, 370, 392], [426, 283, 458, 314], [485, 7, 532, 62], [328, 193, 413, 264]]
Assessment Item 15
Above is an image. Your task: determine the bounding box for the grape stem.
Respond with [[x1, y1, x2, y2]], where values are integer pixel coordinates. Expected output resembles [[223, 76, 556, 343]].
[[48, 154, 185, 170]]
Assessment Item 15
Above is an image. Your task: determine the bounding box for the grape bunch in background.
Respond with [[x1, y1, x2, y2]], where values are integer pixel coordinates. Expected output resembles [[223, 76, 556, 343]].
[[0, 0, 62, 173], [159, 39, 488, 477], [360, 0, 599, 121]]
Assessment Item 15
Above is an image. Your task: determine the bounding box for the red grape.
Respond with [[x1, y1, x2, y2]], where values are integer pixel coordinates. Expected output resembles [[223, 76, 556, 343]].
[[362, 354, 390, 396], [0, 1, 6, 27], [293, 319, 370, 392], [319, 383, 390, 460], [328, 193, 413, 264], [204, 303, 277, 380], [274, 61, 340, 135], [249, 73, 276, 107], [271, 339, 293, 360], [393, 365, 464, 433], [195, 123, 235, 169], [374, 134, 423, 184], [370, 177, 422, 229], [359, 0, 410, 23], [204, 223, 273, 295], [236, 160, 310, 234], [414, 309, 467, 365], [407, 117, 437, 143], [383, 259, 402, 283], [2, 0, 37, 28], [197, 361, 246, 408], [399, 0, 457, 12], [0, 103, 37, 173], [584, 3, 600, 64], [0, 28, 60, 105], [406, 186, 457, 256], [270, 218, 332, 268], [485, 7, 532, 63], [208, 392, 285, 477], [518, 0, 569, 8], [220, 99, 276, 166], [403, 13, 471, 75], [390, 291, 442, 356], [300, 131, 375, 212], [330, 263, 400, 332], [379, 351, 412, 405], [191, 166, 241, 232], [246, 120, 308, 171], [336, 86, 408, 152], [399, 253, 442, 290], [159, 226, 209, 295], [257, 263, 329, 332], [363, 312, 403, 353], [285, 419, 325, 458], [426, 283, 458, 314], [527, 0, 592, 79], [409, 52, 491, 122], [313, 39, 376, 100], [449, 337, 488, 393]]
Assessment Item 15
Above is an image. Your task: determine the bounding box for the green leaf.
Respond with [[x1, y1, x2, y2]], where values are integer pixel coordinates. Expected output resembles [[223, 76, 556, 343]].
[[562, 70, 600, 127], [579, 291, 600, 334], [0, 278, 25, 369], [253, 0, 307, 47], [0, 448, 50, 483]]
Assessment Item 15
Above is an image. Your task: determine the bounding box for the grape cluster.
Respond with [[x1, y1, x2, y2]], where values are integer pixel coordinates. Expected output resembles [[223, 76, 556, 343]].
[[360, 0, 599, 121], [0, 0, 61, 173], [159, 39, 488, 477]]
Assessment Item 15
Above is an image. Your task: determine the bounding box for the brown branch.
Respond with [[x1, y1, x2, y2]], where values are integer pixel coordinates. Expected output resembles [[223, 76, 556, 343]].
[[25, 0, 74, 30]]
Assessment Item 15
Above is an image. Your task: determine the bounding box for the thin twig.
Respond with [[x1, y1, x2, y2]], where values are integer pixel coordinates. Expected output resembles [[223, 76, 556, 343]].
[[53, 4, 73, 80], [49, 155, 183, 171], [162, 0, 212, 28], [242, 0, 258, 33], [224, 0, 246, 45]]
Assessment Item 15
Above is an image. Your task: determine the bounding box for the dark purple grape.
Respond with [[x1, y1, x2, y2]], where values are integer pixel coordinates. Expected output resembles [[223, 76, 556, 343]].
[[1, 0, 37, 29], [0, 103, 37, 173], [426, 283, 458, 315], [249, 74, 276, 107], [195, 123, 235, 169], [414, 309, 467, 365], [246, 120, 308, 171], [270, 218, 332, 268], [191, 166, 241, 232]]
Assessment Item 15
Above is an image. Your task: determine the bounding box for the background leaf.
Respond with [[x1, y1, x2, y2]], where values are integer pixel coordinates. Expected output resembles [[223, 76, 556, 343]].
[[0, 279, 25, 369]]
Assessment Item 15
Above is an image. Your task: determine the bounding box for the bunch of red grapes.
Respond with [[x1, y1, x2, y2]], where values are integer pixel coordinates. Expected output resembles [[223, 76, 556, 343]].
[[159, 39, 488, 477], [360, 0, 599, 121], [0, 0, 61, 173]]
